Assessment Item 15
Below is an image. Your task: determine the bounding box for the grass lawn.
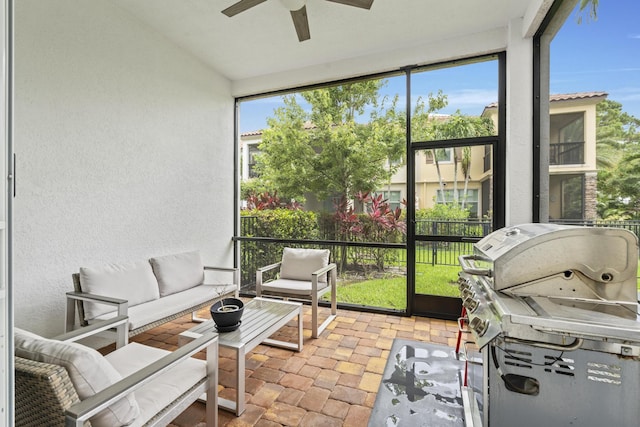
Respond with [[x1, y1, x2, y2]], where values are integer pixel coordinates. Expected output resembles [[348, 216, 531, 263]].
[[333, 263, 461, 310], [332, 261, 640, 310]]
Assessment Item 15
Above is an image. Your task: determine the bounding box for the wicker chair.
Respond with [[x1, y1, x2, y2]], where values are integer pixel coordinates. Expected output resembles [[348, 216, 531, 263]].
[[256, 247, 337, 338], [15, 356, 88, 426], [14, 317, 218, 427]]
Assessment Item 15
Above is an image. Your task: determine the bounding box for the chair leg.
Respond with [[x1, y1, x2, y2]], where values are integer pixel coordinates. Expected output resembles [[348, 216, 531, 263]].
[[313, 271, 338, 338], [331, 268, 337, 316], [191, 311, 207, 323], [256, 270, 262, 297], [311, 293, 319, 339]]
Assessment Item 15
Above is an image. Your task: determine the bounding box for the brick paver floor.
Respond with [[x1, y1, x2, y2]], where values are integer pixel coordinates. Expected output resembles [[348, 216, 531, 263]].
[[115, 300, 462, 427]]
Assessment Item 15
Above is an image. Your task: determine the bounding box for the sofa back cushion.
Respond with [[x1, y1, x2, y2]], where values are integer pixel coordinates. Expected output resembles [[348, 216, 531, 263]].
[[150, 251, 205, 297], [14, 328, 140, 427], [79, 260, 160, 320], [280, 247, 330, 283]]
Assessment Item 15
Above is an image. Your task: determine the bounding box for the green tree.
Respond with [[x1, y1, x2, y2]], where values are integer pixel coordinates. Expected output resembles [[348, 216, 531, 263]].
[[596, 100, 640, 219], [255, 81, 405, 208]]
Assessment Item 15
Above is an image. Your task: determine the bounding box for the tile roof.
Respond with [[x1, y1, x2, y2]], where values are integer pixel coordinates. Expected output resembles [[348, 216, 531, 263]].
[[484, 91, 608, 109], [242, 121, 317, 137]]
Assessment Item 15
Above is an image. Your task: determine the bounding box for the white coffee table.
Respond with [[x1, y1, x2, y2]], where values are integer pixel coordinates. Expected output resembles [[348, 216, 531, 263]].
[[178, 297, 303, 415]]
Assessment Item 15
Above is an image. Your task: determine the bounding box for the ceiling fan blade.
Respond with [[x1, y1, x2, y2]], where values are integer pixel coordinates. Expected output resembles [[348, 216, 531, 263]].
[[221, 0, 268, 17], [291, 6, 310, 42], [325, 0, 374, 10]]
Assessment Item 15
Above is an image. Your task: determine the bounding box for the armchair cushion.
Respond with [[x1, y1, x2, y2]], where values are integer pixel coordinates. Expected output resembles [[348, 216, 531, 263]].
[[14, 328, 140, 427], [150, 250, 205, 297], [279, 248, 330, 283], [105, 342, 206, 424], [261, 278, 329, 296], [79, 260, 160, 320]]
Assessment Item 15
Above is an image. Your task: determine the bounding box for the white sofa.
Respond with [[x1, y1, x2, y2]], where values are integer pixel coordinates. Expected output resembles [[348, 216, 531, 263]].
[[66, 250, 238, 347]]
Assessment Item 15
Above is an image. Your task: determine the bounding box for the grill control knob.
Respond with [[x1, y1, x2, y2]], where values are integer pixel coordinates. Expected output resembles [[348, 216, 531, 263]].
[[457, 277, 470, 292], [461, 288, 475, 299], [469, 317, 489, 337], [463, 297, 479, 313]]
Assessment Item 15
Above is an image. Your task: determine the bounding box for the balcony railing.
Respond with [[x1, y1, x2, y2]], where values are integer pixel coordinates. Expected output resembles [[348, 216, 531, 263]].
[[550, 141, 584, 165]]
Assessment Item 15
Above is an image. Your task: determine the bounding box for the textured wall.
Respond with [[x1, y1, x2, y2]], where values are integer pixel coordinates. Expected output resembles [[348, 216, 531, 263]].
[[14, 1, 234, 336], [505, 17, 534, 226]]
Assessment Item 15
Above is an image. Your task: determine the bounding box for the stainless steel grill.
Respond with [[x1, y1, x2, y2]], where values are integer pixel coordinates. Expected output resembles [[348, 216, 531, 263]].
[[457, 223, 640, 427]]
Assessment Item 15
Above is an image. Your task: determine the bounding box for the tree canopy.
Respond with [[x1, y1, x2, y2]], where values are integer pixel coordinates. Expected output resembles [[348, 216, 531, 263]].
[[254, 80, 405, 204], [596, 99, 640, 219]]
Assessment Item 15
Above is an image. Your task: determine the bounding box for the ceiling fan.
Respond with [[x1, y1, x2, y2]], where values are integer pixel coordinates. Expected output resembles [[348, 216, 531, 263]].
[[222, 0, 374, 42]]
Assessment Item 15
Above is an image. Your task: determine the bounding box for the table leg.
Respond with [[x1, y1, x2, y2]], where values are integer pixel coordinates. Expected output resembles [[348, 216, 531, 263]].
[[297, 305, 303, 350], [261, 305, 304, 352], [236, 346, 246, 416]]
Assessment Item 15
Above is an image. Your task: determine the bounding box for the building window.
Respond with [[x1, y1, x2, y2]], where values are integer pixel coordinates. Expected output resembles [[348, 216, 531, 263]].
[[248, 144, 260, 178], [549, 174, 585, 220], [373, 191, 402, 211], [550, 113, 585, 165], [560, 175, 584, 219], [435, 189, 479, 217], [425, 148, 453, 164]]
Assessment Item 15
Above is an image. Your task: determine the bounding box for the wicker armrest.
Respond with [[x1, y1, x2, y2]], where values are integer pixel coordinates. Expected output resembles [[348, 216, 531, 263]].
[[15, 356, 88, 426]]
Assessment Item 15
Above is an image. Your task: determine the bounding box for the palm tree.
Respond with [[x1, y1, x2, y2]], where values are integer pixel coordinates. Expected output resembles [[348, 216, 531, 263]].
[[460, 146, 472, 209], [578, 0, 598, 23], [430, 148, 448, 204]]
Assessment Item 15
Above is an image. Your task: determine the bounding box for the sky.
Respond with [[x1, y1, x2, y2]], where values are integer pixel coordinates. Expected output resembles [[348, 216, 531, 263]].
[[239, 1, 640, 133]]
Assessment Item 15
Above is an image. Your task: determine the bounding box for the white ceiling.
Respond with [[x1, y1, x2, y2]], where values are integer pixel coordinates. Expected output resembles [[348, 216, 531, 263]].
[[111, 0, 550, 94]]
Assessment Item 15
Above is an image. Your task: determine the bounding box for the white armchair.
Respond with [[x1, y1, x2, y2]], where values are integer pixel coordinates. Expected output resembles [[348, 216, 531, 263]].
[[256, 247, 337, 338], [15, 316, 218, 427]]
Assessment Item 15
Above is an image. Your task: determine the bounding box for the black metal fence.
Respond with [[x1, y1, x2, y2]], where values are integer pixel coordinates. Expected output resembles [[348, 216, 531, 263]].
[[551, 219, 640, 238], [238, 217, 640, 291]]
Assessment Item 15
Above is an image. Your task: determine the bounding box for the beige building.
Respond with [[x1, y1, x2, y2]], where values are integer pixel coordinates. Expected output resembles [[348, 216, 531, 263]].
[[379, 92, 605, 220]]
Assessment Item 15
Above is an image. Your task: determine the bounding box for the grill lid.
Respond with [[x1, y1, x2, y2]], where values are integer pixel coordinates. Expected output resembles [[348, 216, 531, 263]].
[[474, 223, 639, 294]]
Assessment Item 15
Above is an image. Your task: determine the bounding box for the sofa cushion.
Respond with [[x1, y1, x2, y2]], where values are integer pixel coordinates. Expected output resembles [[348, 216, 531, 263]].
[[79, 260, 160, 320], [14, 328, 140, 427], [105, 343, 206, 425], [149, 251, 205, 297], [280, 248, 330, 283], [94, 284, 237, 331]]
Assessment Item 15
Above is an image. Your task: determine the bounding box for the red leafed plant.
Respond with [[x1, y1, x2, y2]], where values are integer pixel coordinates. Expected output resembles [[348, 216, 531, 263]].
[[333, 192, 406, 271], [246, 191, 302, 211]]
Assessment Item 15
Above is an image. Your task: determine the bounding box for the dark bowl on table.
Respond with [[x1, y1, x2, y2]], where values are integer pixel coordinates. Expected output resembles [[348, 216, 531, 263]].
[[210, 297, 244, 330]]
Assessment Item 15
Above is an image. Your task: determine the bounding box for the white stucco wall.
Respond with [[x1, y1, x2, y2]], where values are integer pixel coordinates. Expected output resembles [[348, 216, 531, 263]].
[[505, 17, 534, 226], [14, 0, 234, 336]]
